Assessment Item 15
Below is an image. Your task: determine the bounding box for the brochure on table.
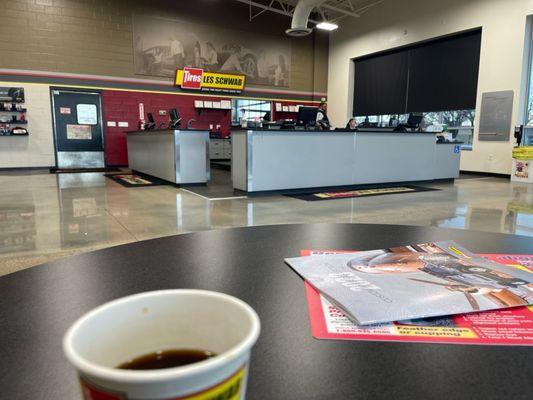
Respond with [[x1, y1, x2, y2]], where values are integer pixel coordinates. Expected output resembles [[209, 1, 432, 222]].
[[301, 250, 533, 346], [285, 241, 533, 325]]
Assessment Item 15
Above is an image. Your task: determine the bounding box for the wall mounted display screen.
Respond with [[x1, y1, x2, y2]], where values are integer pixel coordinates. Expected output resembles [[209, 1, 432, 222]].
[[353, 29, 482, 116]]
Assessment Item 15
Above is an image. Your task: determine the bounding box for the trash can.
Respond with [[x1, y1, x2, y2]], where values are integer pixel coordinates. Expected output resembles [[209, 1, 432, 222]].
[[511, 147, 533, 183]]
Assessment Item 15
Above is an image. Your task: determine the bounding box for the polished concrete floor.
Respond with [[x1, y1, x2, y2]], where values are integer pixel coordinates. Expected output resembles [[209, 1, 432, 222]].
[[1, 168, 532, 276]]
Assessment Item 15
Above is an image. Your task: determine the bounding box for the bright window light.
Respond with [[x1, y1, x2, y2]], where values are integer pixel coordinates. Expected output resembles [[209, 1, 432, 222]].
[[316, 21, 338, 31]]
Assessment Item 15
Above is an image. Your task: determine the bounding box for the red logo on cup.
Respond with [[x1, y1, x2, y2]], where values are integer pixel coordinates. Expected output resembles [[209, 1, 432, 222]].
[[181, 68, 203, 90], [81, 378, 124, 400]]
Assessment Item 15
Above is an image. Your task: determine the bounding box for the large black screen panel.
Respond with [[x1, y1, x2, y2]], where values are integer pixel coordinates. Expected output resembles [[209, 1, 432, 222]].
[[407, 30, 481, 112], [353, 50, 408, 116]]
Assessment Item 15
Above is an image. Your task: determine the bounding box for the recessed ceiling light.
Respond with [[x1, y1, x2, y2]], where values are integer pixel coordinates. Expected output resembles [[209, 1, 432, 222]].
[[316, 21, 338, 31]]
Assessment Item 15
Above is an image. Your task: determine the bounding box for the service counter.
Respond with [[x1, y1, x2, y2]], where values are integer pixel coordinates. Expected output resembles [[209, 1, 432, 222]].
[[231, 129, 461, 193], [126, 129, 210, 185]]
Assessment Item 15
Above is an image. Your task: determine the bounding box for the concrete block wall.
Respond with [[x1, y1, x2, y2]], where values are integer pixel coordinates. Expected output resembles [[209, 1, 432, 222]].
[[0, 0, 328, 94]]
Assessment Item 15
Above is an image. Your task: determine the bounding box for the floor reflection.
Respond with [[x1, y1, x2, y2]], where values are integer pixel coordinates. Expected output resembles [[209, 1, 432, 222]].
[[0, 170, 533, 276]]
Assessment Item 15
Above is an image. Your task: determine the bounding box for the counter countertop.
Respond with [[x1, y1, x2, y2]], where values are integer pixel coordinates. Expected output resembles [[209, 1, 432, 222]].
[[126, 129, 209, 134], [232, 128, 437, 134]]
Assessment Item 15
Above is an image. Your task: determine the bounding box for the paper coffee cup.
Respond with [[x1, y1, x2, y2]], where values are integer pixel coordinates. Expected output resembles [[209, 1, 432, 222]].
[[63, 290, 260, 400]]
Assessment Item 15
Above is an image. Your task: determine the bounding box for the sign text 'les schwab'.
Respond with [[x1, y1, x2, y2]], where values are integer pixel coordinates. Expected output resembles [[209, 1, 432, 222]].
[[175, 68, 245, 93]]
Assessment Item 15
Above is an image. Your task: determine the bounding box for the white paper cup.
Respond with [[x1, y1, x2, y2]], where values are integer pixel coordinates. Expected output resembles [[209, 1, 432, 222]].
[[63, 290, 260, 400]]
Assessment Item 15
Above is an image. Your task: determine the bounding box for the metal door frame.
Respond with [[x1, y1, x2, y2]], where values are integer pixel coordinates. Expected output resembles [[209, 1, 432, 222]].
[[50, 87, 105, 168]]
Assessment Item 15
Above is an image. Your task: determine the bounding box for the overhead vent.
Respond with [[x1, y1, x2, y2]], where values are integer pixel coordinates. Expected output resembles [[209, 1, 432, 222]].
[[286, 0, 326, 37]]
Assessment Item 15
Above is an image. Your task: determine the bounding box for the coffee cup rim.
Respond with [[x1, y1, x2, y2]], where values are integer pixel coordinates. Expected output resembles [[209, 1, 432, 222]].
[[63, 289, 261, 383]]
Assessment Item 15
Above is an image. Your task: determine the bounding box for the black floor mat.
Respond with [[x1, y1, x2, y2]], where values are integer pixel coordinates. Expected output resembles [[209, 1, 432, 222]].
[[285, 185, 440, 201], [104, 173, 170, 187]]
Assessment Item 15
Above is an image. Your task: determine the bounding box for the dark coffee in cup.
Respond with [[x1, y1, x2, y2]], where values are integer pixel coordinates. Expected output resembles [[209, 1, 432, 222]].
[[118, 349, 216, 370]]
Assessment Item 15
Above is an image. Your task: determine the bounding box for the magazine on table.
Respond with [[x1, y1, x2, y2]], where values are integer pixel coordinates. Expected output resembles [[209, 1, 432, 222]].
[[285, 241, 533, 325]]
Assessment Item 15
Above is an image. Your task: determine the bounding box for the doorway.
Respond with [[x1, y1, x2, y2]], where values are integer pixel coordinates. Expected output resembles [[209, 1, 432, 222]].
[[51, 88, 105, 169]]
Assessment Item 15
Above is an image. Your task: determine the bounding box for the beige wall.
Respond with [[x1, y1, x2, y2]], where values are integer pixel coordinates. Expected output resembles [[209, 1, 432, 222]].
[[328, 0, 533, 174], [0, 82, 54, 168], [0, 0, 328, 94]]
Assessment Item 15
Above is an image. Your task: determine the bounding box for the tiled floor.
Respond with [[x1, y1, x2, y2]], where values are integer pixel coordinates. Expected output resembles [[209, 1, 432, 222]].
[[1, 168, 532, 276]]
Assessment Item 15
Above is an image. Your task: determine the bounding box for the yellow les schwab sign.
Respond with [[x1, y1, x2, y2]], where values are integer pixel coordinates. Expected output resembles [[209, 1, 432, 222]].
[[175, 68, 245, 93]]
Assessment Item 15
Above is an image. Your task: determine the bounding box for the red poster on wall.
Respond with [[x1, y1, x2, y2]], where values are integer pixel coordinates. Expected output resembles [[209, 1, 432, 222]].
[[301, 250, 533, 346]]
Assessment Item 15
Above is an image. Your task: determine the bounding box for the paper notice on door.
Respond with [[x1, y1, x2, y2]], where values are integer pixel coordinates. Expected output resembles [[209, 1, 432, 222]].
[[67, 124, 92, 140], [77, 104, 98, 125]]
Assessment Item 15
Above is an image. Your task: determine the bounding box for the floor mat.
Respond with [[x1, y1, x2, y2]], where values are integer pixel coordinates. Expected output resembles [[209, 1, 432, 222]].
[[104, 174, 169, 187], [285, 185, 440, 201]]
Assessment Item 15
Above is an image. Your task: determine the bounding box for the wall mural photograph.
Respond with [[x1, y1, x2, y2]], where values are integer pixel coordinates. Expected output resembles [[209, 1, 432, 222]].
[[133, 15, 291, 87]]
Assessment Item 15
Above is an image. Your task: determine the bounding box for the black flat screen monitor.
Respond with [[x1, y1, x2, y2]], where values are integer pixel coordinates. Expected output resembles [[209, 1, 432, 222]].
[[169, 108, 179, 122], [407, 112, 423, 128], [145, 112, 156, 130], [169, 108, 182, 128], [297, 106, 319, 127]]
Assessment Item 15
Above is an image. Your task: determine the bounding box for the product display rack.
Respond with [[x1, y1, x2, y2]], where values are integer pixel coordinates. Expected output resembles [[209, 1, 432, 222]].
[[0, 101, 28, 136]]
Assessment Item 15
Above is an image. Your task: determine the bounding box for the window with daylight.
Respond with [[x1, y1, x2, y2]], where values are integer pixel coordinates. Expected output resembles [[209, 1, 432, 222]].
[[231, 99, 271, 125], [353, 110, 475, 150]]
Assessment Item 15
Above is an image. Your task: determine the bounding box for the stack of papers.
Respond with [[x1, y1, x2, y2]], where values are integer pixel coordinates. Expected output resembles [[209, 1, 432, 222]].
[[285, 241, 533, 325]]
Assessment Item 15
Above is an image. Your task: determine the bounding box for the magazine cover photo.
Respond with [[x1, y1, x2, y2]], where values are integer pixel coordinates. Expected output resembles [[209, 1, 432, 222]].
[[286, 241, 533, 325]]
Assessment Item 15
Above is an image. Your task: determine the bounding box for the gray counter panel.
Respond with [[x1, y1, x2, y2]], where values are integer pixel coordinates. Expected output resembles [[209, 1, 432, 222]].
[[232, 132, 248, 191], [353, 133, 436, 184], [435, 143, 461, 179], [249, 131, 356, 191], [127, 129, 209, 184], [127, 131, 176, 182], [232, 129, 460, 192]]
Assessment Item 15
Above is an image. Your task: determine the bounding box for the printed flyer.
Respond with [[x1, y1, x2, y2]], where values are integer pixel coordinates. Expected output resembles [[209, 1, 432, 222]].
[[302, 250, 533, 345], [286, 242, 533, 325]]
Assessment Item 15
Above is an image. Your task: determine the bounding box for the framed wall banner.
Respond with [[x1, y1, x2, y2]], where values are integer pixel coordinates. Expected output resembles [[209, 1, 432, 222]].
[[479, 90, 514, 141], [133, 15, 291, 88]]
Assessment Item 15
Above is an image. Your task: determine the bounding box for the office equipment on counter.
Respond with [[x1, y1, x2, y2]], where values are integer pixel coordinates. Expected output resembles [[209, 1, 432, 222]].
[[297, 106, 319, 128], [393, 113, 423, 132], [144, 113, 156, 130], [169, 108, 182, 129], [186, 119, 196, 129], [280, 119, 296, 129]]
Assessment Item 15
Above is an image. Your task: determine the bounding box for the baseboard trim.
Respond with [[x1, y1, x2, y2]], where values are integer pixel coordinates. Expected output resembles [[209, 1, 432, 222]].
[[0, 166, 53, 171], [460, 170, 511, 179]]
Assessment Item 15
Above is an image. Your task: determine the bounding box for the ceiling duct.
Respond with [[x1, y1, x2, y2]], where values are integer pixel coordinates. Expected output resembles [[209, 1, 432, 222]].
[[286, 0, 326, 37]]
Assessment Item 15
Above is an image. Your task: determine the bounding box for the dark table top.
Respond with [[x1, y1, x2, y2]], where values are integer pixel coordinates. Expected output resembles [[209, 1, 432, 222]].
[[1, 224, 532, 400]]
